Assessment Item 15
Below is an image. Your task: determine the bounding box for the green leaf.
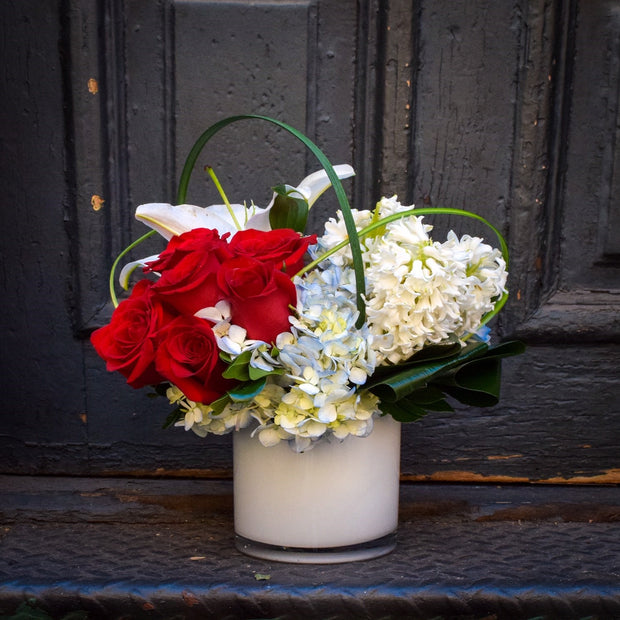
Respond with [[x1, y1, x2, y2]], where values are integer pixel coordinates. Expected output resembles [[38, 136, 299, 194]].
[[268, 185, 309, 233], [418, 397, 454, 412], [398, 386, 454, 412], [248, 364, 283, 381], [210, 393, 231, 415], [432, 340, 526, 408], [435, 358, 502, 407], [228, 377, 267, 402], [377, 399, 432, 423], [222, 350, 253, 381], [371, 341, 462, 378], [368, 341, 489, 402]]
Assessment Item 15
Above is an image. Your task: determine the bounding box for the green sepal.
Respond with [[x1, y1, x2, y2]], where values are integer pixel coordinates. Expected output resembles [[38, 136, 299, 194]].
[[268, 185, 309, 233], [228, 377, 267, 402]]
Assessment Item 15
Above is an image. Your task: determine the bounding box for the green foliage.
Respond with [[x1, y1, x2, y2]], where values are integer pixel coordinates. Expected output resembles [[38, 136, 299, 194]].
[[369, 340, 525, 423], [268, 185, 309, 233]]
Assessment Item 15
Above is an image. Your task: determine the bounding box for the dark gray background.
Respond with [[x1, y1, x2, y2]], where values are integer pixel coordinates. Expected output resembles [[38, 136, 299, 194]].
[[1, 0, 618, 483]]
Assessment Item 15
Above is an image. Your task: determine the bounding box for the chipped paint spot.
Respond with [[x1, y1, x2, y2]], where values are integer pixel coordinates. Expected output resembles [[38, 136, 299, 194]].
[[88, 78, 98, 94], [536, 469, 620, 485], [79, 413, 87, 424], [182, 591, 200, 607], [401, 471, 530, 484], [402, 468, 620, 485], [487, 454, 523, 461], [91, 195, 105, 211]]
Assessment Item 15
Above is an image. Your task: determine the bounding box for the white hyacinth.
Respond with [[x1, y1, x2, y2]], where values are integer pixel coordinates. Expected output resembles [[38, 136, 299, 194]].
[[318, 196, 507, 364]]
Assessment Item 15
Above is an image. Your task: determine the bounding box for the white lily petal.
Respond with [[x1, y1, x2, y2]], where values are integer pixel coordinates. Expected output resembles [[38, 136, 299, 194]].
[[135, 165, 354, 240], [244, 208, 272, 231], [262, 164, 356, 216], [118, 254, 160, 289], [135, 202, 249, 239], [298, 164, 355, 207]]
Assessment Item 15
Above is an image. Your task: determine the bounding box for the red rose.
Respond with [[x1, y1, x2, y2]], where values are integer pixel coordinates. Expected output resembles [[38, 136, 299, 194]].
[[90, 279, 172, 388], [155, 315, 234, 404], [217, 256, 296, 343], [228, 228, 317, 275], [147, 228, 232, 315]]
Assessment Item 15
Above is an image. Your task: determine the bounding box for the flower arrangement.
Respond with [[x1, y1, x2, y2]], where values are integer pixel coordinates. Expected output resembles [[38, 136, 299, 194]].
[[92, 115, 523, 452]]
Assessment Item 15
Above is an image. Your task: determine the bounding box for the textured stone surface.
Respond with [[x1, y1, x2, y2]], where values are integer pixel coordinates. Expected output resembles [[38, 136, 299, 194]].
[[0, 477, 618, 619]]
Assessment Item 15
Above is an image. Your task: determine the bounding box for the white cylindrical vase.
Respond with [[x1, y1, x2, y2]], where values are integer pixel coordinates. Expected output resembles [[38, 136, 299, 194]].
[[233, 414, 401, 563]]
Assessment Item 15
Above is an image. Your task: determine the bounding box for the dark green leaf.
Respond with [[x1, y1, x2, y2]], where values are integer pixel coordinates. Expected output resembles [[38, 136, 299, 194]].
[[485, 339, 526, 359], [370, 341, 463, 378], [406, 386, 454, 412], [418, 397, 454, 412], [406, 385, 446, 404], [268, 185, 309, 233], [435, 358, 502, 407], [368, 341, 489, 402], [378, 399, 432, 423], [430, 340, 526, 408]]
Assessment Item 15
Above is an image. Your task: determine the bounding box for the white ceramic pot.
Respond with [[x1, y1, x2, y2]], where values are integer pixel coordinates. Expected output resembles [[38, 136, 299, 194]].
[[233, 414, 401, 563]]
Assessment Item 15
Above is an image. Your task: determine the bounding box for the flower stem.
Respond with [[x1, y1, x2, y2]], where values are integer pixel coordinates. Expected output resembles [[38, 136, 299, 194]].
[[205, 166, 242, 231], [109, 230, 156, 307]]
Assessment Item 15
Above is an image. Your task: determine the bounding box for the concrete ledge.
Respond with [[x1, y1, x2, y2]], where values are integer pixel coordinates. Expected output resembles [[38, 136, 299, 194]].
[[0, 476, 619, 619]]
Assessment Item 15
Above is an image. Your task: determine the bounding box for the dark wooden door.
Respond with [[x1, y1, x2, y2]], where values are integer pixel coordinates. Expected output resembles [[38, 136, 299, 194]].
[[1, 0, 618, 483]]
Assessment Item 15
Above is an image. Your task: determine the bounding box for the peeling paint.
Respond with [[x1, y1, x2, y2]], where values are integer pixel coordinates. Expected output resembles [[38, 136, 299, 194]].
[[91, 195, 105, 211], [402, 468, 620, 485]]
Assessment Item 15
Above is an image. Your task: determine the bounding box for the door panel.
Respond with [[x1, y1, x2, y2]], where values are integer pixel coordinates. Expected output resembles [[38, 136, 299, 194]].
[[1, 0, 618, 481]]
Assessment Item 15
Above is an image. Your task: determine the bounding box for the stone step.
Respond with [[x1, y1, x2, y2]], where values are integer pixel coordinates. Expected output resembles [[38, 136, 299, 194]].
[[0, 476, 618, 619]]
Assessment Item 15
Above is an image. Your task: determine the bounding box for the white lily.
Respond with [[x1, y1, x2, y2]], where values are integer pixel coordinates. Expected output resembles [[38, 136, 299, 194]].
[[118, 254, 160, 291], [134, 164, 355, 240]]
